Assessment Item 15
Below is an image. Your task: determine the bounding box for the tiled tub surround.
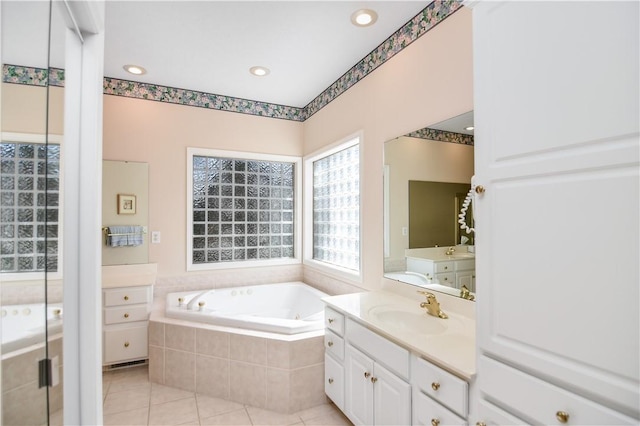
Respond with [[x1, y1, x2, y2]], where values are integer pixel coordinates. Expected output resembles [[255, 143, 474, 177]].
[[149, 300, 327, 414], [2, 335, 63, 425]]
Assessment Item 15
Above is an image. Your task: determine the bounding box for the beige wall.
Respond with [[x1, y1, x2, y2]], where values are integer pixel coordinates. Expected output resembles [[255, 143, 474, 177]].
[[303, 9, 473, 290], [103, 96, 304, 277], [1, 83, 64, 135]]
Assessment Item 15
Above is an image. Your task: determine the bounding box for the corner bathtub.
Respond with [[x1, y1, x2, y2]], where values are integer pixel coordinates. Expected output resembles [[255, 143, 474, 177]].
[[165, 282, 328, 334], [1, 303, 63, 355]]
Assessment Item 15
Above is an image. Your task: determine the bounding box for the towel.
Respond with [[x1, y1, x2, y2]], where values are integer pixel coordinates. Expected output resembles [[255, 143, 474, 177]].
[[106, 226, 144, 247]]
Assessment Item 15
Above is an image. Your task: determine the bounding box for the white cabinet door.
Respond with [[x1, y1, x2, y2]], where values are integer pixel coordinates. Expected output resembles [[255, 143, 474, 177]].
[[345, 345, 375, 425], [473, 0, 639, 417], [373, 363, 411, 426]]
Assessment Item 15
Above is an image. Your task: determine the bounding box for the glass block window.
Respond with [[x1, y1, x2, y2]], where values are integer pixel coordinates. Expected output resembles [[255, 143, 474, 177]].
[[188, 149, 299, 269], [1, 142, 60, 273], [311, 141, 360, 272]]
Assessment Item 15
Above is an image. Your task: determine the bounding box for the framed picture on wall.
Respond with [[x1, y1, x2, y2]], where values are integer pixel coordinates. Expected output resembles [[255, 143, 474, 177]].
[[117, 194, 137, 215]]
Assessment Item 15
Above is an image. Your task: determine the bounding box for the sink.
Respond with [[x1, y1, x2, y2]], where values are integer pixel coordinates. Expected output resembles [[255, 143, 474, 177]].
[[367, 307, 447, 335]]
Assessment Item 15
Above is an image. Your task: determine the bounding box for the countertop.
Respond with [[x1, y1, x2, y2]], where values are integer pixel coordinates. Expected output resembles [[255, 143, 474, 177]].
[[323, 291, 476, 380]]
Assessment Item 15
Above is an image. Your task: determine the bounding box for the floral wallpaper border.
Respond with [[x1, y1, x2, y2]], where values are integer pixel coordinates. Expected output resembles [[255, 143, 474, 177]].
[[2, 0, 463, 122], [405, 127, 474, 146]]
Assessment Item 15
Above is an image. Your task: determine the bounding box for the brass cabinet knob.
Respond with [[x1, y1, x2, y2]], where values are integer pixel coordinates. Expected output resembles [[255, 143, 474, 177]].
[[475, 185, 486, 194], [124, 342, 130, 348], [370, 377, 378, 383], [556, 411, 569, 424], [328, 318, 334, 324], [431, 419, 440, 426], [327, 341, 334, 347], [123, 295, 129, 301], [444, 266, 449, 270], [364, 372, 371, 379], [443, 277, 449, 281], [328, 378, 334, 384], [476, 422, 487, 426], [431, 382, 440, 391]]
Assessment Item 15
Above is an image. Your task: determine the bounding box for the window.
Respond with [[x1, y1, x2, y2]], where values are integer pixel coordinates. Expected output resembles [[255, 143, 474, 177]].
[[304, 136, 361, 278], [187, 148, 301, 270], [1, 136, 61, 276]]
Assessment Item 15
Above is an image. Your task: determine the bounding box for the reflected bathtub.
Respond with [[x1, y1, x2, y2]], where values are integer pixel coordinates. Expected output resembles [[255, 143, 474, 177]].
[[165, 281, 328, 334], [1, 303, 63, 354]]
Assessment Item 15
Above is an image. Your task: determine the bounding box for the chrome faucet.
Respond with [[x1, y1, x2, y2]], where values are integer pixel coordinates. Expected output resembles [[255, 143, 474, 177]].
[[417, 290, 448, 319], [445, 246, 455, 256]]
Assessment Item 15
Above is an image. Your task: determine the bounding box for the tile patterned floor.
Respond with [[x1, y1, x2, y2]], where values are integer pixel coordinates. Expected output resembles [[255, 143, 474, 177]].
[[102, 365, 352, 426]]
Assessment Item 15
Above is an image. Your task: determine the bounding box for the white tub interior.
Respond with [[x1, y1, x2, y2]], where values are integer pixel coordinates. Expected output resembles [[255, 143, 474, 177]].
[[165, 282, 328, 334], [1, 303, 63, 354]]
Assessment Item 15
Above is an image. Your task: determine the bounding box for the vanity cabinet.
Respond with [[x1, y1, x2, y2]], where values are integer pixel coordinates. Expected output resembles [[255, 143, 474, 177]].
[[344, 318, 411, 426], [407, 256, 475, 291], [472, 1, 638, 424], [102, 284, 153, 365], [324, 307, 346, 410]]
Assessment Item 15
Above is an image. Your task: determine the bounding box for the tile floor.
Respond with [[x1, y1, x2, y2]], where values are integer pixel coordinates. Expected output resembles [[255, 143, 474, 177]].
[[102, 364, 352, 426]]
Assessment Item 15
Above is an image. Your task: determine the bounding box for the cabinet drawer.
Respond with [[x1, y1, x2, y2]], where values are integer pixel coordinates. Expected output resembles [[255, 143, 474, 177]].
[[455, 258, 475, 271], [480, 356, 637, 425], [324, 329, 344, 361], [325, 353, 344, 410], [412, 355, 468, 417], [435, 272, 455, 285], [104, 325, 148, 364], [435, 261, 454, 273], [346, 318, 409, 380], [324, 307, 345, 336], [104, 304, 149, 325], [104, 286, 150, 307], [477, 398, 529, 425], [413, 390, 466, 426]]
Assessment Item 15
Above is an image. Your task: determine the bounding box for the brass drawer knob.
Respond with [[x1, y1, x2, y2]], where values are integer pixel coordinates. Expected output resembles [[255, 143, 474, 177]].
[[364, 372, 371, 379], [370, 377, 378, 383], [124, 313, 129, 318], [123, 295, 129, 301], [556, 411, 569, 424], [328, 318, 334, 324], [327, 341, 334, 347], [444, 266, 448, 270], [431, 419, 440, 426], [431, 382, 440, 391], [124, 342, 130, 348], [328, 378, 334, 384]]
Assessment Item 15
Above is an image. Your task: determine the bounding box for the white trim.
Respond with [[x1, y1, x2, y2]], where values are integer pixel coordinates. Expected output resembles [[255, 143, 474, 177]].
[[383, 165, 390, 258], [303, 132, 363, 283], [186, 147, 302, 271], [0, 133, 65, 281]]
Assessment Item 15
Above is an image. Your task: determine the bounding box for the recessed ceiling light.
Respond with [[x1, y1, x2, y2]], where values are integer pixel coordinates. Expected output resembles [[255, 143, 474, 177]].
[[249, 66, 270, 77], [464, 126, 475, 131], [351, 9, 378, 27], [123, 64, 146, 75]]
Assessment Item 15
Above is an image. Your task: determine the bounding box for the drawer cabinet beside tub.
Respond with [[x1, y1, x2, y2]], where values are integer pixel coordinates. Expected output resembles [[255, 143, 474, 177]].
[[323, 299, 472, 426], [103, 284, 153, 365]]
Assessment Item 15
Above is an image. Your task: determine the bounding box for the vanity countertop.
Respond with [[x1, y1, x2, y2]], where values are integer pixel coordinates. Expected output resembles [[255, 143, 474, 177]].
[[323, 290, 476, 380]]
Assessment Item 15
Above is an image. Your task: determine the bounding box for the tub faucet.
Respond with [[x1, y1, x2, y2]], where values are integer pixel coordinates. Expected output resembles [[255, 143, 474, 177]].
[[187, 290, 211, 310], [445, 247, 455, 256], [417, 290, 448, 319], [460, 285, 475, 301]]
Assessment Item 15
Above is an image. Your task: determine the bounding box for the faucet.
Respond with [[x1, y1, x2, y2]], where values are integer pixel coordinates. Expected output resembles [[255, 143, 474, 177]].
[[445, 246, 455, 256], [459, 285, 475, 301], [417, 290, 448, 319], [186, 290, 211, 310]]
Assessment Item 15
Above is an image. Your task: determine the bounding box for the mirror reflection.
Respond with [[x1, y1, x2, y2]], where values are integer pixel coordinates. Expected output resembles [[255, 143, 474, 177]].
[[384, 111, 476, 300]]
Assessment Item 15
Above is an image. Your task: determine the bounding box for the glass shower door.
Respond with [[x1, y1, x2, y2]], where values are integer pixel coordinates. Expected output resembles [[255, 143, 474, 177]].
[[1, 1, 65, 424]]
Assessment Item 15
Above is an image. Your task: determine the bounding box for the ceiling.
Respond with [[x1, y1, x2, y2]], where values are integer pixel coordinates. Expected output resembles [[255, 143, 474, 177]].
[[2, 1, 433, 108]]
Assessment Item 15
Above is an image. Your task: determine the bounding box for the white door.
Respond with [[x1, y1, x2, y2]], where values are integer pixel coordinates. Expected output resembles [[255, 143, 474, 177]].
[[373, 363, 411, 426], [345, 345, 375, 425], [473, 0, 639, 418]]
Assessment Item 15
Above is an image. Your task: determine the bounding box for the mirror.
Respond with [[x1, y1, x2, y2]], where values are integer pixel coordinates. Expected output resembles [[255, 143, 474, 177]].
[[102, 160, 150, 265], [384, 112, 476, 299]]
